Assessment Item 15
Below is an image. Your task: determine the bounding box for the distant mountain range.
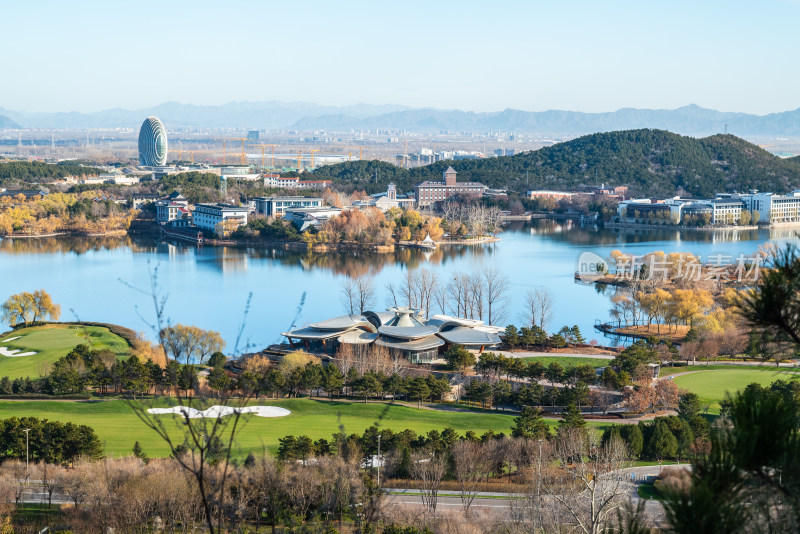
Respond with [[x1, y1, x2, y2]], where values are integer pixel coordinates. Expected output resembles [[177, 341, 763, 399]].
[[311, 129, 800, 198], [2, 102, 800, 136], [0, 114, 21, 129], [0, 101, 410, 130]]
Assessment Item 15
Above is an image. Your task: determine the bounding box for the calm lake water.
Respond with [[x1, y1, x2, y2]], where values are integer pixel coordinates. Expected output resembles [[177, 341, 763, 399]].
[[1, 221, 797, 352]]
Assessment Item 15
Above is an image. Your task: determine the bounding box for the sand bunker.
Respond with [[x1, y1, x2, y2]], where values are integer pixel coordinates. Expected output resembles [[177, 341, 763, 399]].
[[1, 336, 21, 342], [0, 347, 37, 357], [147, 405, 291, 419]]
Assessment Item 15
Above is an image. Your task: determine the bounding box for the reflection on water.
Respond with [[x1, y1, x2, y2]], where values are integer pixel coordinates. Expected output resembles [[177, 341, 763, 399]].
[[1, 220, 797, 351]]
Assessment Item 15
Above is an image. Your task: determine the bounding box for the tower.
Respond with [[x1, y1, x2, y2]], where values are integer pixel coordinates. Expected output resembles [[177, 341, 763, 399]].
[[138, 116, 168, 167], [443, 166, 457, 186], [387, 182, 397, 200]]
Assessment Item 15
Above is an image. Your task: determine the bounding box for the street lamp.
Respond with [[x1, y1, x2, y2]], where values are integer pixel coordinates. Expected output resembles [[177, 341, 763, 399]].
[[23, 428, 31, 469], [537, 439, 543, 499], [376, 434, 382, 488]]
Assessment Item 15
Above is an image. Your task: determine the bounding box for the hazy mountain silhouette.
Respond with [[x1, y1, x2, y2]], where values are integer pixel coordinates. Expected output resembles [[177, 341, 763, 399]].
[[2, 102, 800, 136]]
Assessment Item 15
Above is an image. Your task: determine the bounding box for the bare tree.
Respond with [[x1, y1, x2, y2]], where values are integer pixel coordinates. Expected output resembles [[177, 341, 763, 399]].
[[482, 266, 510, 325], [416, 269, 440, 319], [452, 441, 493, 515], [385, 281, 400, 308], [523, 288, 554, 330], [546, 429, 631, 534], [37, 462, 63, 509], [409, 449, 447, 516], [340, 275, 376, 314]]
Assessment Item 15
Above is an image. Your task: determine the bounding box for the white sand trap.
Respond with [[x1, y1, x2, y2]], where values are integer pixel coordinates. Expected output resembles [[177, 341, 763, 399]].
[[0, 347, 37, 357], [1, 336, 21, 342], [147, 405, 291, 419]]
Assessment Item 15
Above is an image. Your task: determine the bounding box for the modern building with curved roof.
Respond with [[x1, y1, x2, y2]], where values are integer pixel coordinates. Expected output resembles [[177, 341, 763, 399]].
[[282, 307, 502, 363], [138, 116, 168, 167]]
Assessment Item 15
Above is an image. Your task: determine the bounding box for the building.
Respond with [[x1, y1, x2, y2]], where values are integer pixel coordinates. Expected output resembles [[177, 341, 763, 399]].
[[283, 206, 343, 231], [217, 166, 261, 181], [0, 189, 48, 199], [414, 167, 488, 208], [254, 196, 324, 217], [192, 203, 249, 233], [527, 190, 576, 201], [138, 116, 168, 167], [741, 191, 800, 224], [281, 306, 503, 362], [263, 175, 332, 190], [155, 192, 190, 223], [247, 130, 259, 142], [352, 183, 414, 212], [130, 193, 161, 209]]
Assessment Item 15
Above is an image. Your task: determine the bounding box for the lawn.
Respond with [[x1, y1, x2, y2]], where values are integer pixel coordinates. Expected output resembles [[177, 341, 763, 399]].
[[660, 364, 800, 377], [673, 369, 800, 414], [0, 324, 130, 380], [518, 356, 611, 368], [0, 397, 609, 459], [0, 398, 519, 458]]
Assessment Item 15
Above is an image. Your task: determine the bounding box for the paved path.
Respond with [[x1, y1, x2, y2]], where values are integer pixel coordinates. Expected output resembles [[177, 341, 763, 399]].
[[492, 351, 616, 360]]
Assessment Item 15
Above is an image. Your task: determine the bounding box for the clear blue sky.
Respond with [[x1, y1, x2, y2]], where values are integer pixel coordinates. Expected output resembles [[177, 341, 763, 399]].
[[2, 0, 799, 114]]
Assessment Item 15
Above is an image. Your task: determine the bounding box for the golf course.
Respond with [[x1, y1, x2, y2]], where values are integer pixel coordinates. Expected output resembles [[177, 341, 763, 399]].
[[0, 397, 526, 458], [0, 324, 130, 380], [672, 368, 800, 414]]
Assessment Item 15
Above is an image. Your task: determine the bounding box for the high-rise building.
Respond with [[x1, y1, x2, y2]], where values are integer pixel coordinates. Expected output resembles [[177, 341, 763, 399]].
[[138, 116, 168, 167]]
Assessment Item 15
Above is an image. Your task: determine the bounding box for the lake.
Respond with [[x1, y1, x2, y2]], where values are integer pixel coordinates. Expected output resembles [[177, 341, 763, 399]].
[[1, 221, 797, 353]]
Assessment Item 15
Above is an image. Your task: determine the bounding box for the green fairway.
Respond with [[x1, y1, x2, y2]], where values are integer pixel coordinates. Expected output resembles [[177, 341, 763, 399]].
[[518, 356, 611, 368], [0, 398, 521, 458], [0, 397, 610, 459], [673, 369, 800, 414], [0, 324, 130, 380]]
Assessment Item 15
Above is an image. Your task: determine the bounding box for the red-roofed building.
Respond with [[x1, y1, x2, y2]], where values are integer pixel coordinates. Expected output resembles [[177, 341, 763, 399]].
[[414, 167, 488, 208]]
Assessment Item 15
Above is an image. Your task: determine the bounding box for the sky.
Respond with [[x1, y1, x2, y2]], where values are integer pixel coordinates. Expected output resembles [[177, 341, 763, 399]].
[[2, 0, 799, 115]]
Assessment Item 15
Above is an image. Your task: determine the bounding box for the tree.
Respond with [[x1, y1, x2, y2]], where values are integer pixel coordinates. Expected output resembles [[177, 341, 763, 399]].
[[663, 385, 800, 532], [739, 244, 800, 346], [409, 449, 447, 516], [159, 324, 225, 365], [546, 428, 631, 534], [482, 266, 509, 325], [452, 441, 493, 515], [511, 406, 551, 439], [443, 344, 476, 371], [406, 377, 430, 409], [132, 441, 149, 464], [649, 419, 678, 461], [340, 274, 376, 314], [522, 288, 554, 330], [207, 351, 226, 369], [1, 290, 61, 327]]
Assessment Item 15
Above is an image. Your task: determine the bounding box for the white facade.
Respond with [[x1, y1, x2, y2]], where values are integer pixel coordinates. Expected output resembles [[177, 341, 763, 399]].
[[254, 196, 324, 217], [193, 203, 249, 233]]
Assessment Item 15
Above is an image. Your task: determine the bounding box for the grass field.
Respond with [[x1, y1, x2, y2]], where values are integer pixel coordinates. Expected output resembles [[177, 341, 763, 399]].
[[0, 324, 130, 380], [518, 356, 611, 368], [0, 397, 611, 459], [660, 364, 800, 377], [0, 398, 519, 458], [673, 369, 800, 414]]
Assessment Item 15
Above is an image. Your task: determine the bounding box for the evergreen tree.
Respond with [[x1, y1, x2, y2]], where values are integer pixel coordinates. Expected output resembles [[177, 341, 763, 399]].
[[511, 406, 551, 439]]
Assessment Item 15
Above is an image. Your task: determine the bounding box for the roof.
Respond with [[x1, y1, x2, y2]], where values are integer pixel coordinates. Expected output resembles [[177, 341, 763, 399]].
[[436, 326, 501, 347], [310, 314, 376, 331], [337, 331, 379, 345], [378, 325, 438, 340], [415, 181, 487, 188], [280, 327, 344, 340], [375, 335, 445, 351], [445, 166, 457, 173]]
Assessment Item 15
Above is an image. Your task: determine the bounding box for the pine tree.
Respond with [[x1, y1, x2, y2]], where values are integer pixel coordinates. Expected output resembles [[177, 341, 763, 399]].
[[132, 441, 148, 464]]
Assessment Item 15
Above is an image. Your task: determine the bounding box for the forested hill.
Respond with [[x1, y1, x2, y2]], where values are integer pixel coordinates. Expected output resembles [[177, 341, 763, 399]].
[[309, 129, 800, 198]]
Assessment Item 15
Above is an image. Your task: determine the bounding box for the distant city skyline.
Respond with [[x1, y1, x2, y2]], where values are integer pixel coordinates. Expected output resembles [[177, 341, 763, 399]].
[[2, 0, 799, 115]]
